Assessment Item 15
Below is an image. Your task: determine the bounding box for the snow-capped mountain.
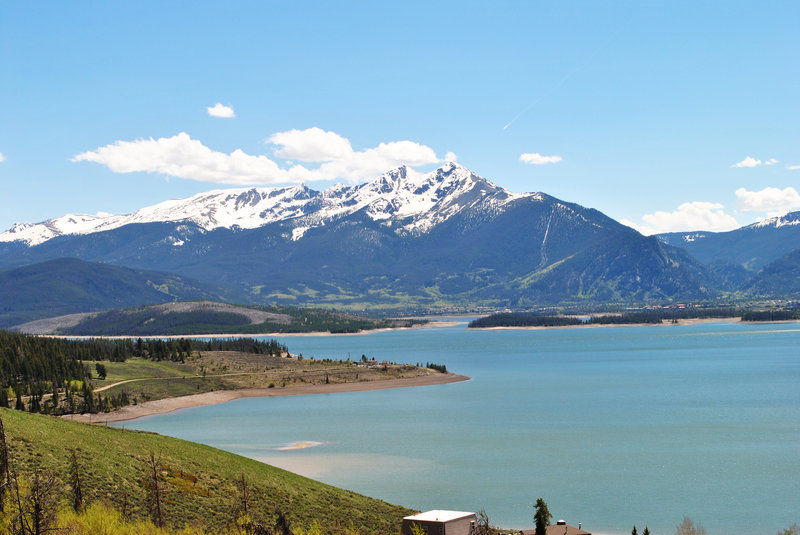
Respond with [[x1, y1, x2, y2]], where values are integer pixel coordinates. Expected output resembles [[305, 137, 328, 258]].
[[1, 163, 528, 246], [750, 210, 800, 229], [0, 163, 726, 309], [656, 209, 800, 273]]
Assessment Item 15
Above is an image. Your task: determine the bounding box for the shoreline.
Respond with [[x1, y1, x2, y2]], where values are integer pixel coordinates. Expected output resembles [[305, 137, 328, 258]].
[[472, 316, 800, 330], [62, 372, 469, 424], [49, 320, 465, 340], [472, 316, 745, 330]]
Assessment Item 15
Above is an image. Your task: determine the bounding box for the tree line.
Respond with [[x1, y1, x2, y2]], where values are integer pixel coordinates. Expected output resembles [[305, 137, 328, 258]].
[[0, 330, 287, 415], [466, 306, 800, 328]]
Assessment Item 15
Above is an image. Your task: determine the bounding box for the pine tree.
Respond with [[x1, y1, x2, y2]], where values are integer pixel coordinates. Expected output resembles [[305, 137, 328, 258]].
[[533, 498, 552, 535]]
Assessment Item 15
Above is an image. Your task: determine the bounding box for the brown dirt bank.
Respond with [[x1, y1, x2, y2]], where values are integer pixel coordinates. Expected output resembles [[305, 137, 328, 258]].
[[63, 373, 469, 424]]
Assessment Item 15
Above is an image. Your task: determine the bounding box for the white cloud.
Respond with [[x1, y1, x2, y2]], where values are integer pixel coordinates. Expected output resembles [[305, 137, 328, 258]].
[[732, 155, 779, 168], [0, 152, 5, 162], [622, 201, 740, 235], [207, 103, 235, 118], [269, 127, 353, 162], [735, 186, 800, 214], [72, 129, 444, 185], [445, 151, 458, 162], [72, 132, 288, 184], [732, 156, 762, 168], [520, 153, 562, 165], [788, 165, 800, 170]]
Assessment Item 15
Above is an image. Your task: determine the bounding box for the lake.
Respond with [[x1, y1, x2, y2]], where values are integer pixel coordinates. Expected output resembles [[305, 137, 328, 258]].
[[121, 320, 800, 534]]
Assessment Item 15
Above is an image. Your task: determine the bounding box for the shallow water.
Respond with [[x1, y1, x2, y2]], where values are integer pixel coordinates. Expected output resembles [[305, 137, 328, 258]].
[[122, 321, 800, 534]]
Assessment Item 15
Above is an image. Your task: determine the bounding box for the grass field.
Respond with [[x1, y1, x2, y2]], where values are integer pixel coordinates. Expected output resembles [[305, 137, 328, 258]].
[[1, 408, 412, 533], [92, 352, 439, 408]]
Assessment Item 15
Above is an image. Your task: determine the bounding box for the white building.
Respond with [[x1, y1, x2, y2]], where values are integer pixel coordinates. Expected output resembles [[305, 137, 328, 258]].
[[401, 510, 478, 535]]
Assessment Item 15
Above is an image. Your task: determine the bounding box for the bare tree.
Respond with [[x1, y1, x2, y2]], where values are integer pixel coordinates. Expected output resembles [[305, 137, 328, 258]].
[[25, 472, 59, 535], [0, 415, 11, 512], [144, 451, 164, 528], [238, 473, 251, 518], [8, 471, 58, 535], [473, 509, 494, 535], [676, 517, 707, 535], [234, 473, 254, 535], [274, 511, 293, 535], [69, 449, 84, 512]]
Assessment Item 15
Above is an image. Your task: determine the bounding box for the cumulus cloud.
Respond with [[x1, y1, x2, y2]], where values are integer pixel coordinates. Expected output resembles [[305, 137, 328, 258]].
[[269, 127, 352, 162], [735, 186, 800, 214], [0, 152, 5, 162], [732, 155, 779, 168], [207, 103, 235, 118], [732, 156, 761, 168], [622, 201, 740, 235], [71, 132, 290, 184], [445, 151, 458, 162], [72, 129, 444, 185], [788, 165, 800, 171], [520, 153, 562, 165]]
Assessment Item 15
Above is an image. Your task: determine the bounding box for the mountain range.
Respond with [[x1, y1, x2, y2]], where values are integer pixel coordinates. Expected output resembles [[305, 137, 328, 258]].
[[1, 163, 798, 318]]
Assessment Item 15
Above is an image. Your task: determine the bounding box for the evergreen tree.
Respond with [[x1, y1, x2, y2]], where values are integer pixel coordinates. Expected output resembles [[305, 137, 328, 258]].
[[95, 363, 107, 380], [534, 498, 552, 535]]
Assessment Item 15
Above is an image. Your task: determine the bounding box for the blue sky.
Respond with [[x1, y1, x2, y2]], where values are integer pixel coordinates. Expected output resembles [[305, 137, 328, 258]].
[[1, 1, 798, 234]]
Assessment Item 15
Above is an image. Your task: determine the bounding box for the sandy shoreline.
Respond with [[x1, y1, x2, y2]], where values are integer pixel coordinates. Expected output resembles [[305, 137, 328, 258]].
[[62, 372, 469, 424], [54, 320, 464, 340]]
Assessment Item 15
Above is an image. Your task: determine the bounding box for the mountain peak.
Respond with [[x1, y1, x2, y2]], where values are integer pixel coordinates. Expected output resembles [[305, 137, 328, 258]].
[[751, 210, 800, 229], [1, 163, 529, 246]]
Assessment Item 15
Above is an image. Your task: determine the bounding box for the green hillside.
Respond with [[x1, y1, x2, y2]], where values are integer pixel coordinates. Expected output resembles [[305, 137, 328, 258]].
[[1, 409, 411, 534], [740, 248, 800, 298], [0, 258, 244, 329]]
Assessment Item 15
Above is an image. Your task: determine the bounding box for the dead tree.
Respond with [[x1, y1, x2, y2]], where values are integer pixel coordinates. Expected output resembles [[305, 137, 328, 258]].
[[69, 449, 83, 512], [238, 473, 251, 518], [473, 510, 494, 535], [25, 471, 58, 535], [274, 511, 293, 535], [0, 415, 11, 512], [144, 451, 164, 528]]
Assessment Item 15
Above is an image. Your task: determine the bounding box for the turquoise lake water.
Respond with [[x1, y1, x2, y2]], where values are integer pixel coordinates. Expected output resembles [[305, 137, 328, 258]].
[[121, 320, 800, 534]]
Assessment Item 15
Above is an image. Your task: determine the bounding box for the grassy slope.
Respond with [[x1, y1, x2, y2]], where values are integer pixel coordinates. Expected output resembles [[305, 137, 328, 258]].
[[2, 409, 411, 534], [0, 258, 241, 329], [91, 353, 438, 407]]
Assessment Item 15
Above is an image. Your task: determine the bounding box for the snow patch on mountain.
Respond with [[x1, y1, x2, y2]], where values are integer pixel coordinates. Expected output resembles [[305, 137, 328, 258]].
[[751, 210, 800, 229], [1, 163, 536, 246]]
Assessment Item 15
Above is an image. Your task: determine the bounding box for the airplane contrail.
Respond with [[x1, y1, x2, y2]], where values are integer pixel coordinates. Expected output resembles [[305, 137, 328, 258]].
[[503, 31, 618, 131]]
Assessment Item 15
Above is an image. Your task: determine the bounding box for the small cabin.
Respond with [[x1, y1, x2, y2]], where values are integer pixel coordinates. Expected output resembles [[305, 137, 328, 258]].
[[401, 510, 478, 535]]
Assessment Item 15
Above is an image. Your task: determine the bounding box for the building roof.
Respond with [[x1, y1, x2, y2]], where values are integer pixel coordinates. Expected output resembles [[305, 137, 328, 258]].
[[520, 522, 591, 535], [403, 510, 476, 523]]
